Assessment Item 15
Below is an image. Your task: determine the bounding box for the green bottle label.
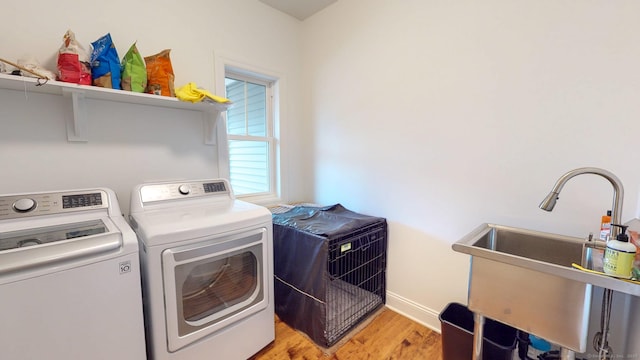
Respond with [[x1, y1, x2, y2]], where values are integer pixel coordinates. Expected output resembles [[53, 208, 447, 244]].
[[603, 248, 635, 278]]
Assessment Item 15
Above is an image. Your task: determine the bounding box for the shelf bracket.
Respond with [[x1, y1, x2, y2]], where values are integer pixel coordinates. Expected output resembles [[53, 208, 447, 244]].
[[62, 88, 88, 142], [203, 108, 223, 146]]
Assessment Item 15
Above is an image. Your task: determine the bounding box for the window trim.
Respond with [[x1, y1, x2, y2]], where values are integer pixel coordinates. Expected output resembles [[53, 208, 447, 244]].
[[214, 55, 283, 205]]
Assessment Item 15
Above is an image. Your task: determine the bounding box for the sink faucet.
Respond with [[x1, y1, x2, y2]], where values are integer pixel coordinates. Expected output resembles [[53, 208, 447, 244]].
[[539, 167, 624, 238], [539, 167, 624, 360]]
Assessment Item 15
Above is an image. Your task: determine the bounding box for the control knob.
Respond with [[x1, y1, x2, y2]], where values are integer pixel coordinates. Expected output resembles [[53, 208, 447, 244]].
[[178, 185, 190, 195], [13, 198, 36, 212]]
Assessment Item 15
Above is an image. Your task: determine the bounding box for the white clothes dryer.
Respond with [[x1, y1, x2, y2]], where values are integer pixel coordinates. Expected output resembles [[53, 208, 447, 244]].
[[0, 188, 146, 360], [129, 179, 274, 360]]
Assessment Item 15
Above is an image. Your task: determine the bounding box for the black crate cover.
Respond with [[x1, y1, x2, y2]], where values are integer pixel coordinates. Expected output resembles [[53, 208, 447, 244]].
[[272, 204, 387, 347]]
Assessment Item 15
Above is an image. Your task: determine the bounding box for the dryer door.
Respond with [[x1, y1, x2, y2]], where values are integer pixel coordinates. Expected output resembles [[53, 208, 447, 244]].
[[162, 227, 268, 352]]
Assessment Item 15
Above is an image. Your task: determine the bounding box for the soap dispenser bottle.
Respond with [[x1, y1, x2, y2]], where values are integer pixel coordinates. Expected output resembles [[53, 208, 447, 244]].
[[603, 224, 637, 278]]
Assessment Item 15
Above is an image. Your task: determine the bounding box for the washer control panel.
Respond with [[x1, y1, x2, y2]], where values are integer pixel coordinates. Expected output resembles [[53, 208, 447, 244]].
[[0, 190, 109, 220], [139, 180, 230, 204]]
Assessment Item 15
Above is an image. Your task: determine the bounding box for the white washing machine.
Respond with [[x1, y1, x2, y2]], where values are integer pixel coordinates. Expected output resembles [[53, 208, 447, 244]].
[[0, 188, 146, 360], [129, 179, 274, 360]]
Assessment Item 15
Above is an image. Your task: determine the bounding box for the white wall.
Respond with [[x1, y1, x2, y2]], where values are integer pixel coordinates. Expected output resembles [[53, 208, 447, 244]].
[[0, 0, 311, 214], [303, 0, 640, 330]]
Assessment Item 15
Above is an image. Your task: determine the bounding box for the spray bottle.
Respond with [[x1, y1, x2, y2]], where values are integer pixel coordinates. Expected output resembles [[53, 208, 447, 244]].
[[599, 210, 612, 240]]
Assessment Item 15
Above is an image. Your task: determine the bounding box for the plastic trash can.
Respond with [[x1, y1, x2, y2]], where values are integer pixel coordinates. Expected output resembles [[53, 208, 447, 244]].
[[439, 302, 517, 360]]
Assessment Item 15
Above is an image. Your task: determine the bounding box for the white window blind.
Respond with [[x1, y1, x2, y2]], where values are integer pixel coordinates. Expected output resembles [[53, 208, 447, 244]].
[[225, 74, 274, 196]]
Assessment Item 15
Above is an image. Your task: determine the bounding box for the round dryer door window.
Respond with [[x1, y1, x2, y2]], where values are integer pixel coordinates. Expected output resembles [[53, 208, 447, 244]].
[[181, 251, 258, 321]]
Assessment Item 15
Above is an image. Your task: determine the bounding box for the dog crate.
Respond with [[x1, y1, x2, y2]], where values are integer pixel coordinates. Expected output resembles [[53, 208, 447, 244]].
[[271, 204, 387, 347]]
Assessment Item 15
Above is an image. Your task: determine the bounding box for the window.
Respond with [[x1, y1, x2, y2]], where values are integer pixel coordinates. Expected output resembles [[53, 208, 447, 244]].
[[224, 72, 277, 198]]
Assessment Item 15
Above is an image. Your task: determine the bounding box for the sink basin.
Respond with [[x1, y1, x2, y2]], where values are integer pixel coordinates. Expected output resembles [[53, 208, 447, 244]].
[[468, 224, 585, 266], [453, 223, 593, 352], [454, 223, 640, 353]]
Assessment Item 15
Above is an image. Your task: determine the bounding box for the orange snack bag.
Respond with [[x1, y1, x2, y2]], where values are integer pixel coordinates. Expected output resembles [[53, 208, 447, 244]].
[[144, 49, 175, 97]]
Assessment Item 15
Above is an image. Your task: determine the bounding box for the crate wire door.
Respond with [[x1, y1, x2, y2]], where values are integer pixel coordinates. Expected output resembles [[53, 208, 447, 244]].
[[326, 224, 386, 344]]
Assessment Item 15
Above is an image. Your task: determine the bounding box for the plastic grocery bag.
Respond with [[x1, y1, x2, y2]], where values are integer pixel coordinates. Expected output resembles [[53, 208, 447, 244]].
[[90, 33, 121, 89], [121, 42, 147, 92], [145, 49, 175, 97], [57, 29, 91, 85]]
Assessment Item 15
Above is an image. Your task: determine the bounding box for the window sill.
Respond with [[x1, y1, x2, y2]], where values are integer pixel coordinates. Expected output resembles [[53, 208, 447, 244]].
[[236, 193, 282, 207]]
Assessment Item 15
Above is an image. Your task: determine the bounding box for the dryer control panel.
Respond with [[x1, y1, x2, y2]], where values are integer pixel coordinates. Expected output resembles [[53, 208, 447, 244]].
[[0, 190, 109, 220], [138, 180, 231, 204]]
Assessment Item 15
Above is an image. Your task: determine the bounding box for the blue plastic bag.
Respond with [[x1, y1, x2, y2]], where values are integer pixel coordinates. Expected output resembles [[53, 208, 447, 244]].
[[90, 33, 121, 89]]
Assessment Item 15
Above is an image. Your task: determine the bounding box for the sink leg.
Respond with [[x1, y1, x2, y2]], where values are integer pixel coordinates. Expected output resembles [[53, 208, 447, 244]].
[[472, 312, 484, 360], [560, 347, 575, 360]]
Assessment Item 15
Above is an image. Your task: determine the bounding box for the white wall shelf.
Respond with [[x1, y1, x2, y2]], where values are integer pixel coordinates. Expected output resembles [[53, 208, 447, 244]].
[[0, 73, 230, 145]]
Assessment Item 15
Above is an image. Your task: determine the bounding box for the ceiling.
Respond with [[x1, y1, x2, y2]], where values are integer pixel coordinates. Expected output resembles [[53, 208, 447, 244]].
[[259, 0, 337, 21]]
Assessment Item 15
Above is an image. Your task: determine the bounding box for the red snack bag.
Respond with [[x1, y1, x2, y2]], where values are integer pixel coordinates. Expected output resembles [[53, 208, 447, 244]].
[[57, 30, 91, 85]]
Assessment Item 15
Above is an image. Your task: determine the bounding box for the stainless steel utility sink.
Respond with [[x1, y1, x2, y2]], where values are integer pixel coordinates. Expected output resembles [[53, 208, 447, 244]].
[[454, 224, 592, 352], [454, 223, 640, 353]]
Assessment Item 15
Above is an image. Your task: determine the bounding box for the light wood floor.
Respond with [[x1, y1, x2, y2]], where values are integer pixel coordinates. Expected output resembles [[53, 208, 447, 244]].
[[250, 308, 443, 360]]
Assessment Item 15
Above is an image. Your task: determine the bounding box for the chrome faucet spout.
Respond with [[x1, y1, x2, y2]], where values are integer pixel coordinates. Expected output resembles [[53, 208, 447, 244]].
[[539, 167, 624, 237], [539, 191, 560, 211]]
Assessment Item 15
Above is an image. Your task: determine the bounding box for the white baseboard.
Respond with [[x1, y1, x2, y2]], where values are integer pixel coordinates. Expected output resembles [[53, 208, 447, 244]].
[[385, 291, 442, 333]]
